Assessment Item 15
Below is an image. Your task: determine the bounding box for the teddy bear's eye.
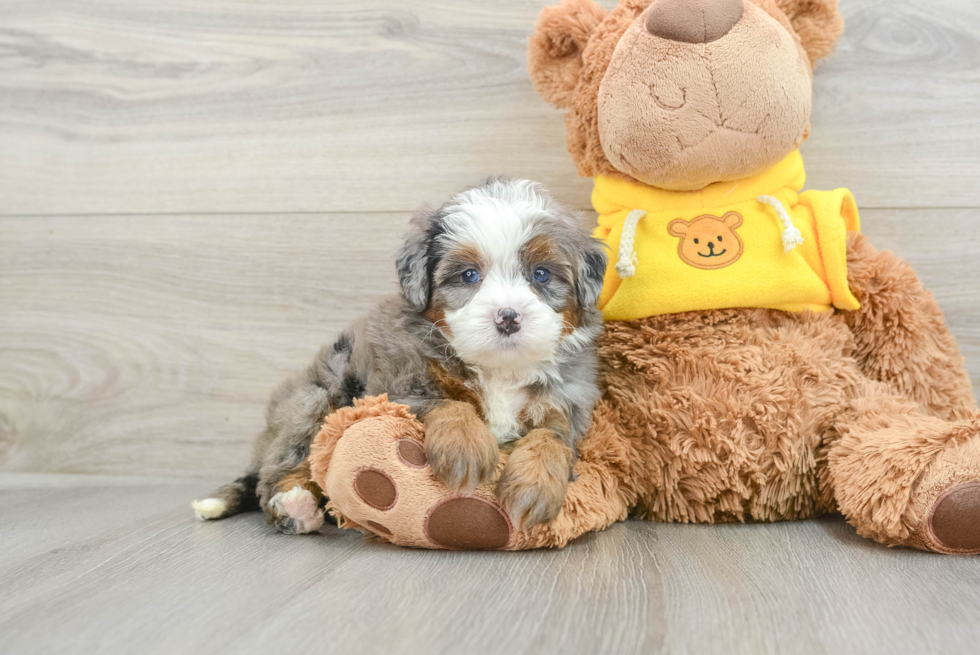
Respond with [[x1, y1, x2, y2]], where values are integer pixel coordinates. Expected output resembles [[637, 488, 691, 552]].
[[718, 236, 723, 242], [693, 238, 699, 244]]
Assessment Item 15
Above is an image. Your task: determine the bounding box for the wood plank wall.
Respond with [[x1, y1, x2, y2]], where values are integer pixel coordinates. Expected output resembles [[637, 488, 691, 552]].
[[1, 0, 978, 477]]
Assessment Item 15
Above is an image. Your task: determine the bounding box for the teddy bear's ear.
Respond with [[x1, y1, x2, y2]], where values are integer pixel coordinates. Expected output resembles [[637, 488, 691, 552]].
[[667, 220, 690, 237], [772, 0, 844, 66], [722, 212, 743, 229], [528, 0, 609, 109]]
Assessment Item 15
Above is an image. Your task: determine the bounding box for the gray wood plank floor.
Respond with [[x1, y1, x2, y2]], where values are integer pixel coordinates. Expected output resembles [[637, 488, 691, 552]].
[[2, 474, 979, 655]]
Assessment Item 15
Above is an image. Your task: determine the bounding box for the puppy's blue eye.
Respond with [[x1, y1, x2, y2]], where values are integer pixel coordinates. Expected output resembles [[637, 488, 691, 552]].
[[461, 269, 481, 285], [533, 267, 551, 284]]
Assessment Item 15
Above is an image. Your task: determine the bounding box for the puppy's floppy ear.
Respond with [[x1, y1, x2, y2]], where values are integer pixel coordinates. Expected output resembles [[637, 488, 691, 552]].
[[576, 238, 608, 309], [770, 0, 844, 66], [396, 207, 441, 312], [528, 0, 608, 109]]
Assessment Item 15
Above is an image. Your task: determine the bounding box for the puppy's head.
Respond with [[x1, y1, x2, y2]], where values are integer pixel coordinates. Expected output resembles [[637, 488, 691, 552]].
[[396, 179, 607, 370]]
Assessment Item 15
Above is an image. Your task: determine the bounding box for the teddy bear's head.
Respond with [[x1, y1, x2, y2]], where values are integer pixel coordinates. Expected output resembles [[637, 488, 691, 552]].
[[529, 0, 843, 191]]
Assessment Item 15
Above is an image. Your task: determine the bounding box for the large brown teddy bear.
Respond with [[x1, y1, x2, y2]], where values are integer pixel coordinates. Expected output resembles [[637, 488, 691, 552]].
[[311, 0, 980, 554]]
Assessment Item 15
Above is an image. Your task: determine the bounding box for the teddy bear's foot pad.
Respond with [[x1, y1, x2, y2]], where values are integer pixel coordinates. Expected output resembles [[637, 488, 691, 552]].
[[929, 481, 980, 554], [424, 497, 512, 550]]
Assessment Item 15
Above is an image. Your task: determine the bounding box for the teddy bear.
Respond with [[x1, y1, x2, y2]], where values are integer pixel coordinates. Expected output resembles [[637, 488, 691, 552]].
[[308, 0, 980, 553]]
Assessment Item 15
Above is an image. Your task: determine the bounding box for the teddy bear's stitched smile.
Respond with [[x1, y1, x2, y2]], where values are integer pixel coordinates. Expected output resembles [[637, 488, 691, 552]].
[[698, 244, 727, 258]]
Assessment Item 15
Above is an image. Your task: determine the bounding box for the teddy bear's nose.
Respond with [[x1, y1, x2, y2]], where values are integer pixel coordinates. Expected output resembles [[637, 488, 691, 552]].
[[646, 0, 744, 44]]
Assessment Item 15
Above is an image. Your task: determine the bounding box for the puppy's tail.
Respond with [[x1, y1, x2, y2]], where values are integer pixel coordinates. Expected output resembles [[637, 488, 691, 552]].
[[191, 471, 260, 521]]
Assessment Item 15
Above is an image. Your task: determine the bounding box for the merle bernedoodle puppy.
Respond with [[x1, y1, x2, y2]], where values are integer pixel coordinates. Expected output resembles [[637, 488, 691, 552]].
[[193, 179, 607, 533]]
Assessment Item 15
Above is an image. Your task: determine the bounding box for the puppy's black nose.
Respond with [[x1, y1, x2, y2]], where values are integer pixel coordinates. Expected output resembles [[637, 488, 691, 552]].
[[495, 308, 522, 336]]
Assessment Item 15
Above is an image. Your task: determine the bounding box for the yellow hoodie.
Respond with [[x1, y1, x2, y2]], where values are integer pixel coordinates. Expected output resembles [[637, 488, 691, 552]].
[[593, 151, 861, 321]]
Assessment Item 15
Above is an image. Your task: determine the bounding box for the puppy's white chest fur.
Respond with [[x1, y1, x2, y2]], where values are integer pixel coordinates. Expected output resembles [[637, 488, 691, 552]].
[[479, 374, 528, 445]]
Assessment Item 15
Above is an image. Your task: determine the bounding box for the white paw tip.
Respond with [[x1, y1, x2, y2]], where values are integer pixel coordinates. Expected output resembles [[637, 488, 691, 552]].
[[270, 486, 323, 534], [191, 498, 227, 521]]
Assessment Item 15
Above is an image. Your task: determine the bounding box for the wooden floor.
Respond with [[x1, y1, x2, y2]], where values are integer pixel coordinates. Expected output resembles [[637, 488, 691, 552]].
[[2, 0, 980, 653], [2, 474, 979, 655]]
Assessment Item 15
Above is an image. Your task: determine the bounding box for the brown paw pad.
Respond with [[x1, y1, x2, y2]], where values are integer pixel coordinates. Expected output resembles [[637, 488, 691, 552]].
[[929, 481, 980, 554], [424, 497, 512, 550], [353, 468, 397, 511], [397, 438, 427, 468]]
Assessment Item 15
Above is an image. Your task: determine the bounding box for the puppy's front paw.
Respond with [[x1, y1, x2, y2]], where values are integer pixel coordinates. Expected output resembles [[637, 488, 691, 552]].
[[269, 486, 325, 535], [496, 434, 571, 530], [425, 402, 499, 492]]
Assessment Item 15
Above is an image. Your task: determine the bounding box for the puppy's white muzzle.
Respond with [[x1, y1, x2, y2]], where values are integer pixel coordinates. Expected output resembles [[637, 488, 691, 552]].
[[446, 275, 562, 370]]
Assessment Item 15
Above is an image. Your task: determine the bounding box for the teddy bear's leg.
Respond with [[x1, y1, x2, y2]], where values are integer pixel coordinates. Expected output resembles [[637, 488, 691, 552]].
[[829, 379, 980, 554], [844, 233, 978, 420], [266, 460, 326, 535]]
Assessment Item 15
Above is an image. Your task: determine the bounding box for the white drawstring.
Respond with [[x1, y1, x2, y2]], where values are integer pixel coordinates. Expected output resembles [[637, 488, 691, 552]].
[[757, 195, 804, 252], [615, 209, 646, 279]]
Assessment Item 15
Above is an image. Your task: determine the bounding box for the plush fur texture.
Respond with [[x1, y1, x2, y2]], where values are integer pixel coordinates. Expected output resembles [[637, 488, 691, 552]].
[[583, 231, 977, 551]]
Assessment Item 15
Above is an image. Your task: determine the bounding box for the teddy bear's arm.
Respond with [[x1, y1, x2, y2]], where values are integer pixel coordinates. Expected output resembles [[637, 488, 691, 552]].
[[843, 233, 978, 420]]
